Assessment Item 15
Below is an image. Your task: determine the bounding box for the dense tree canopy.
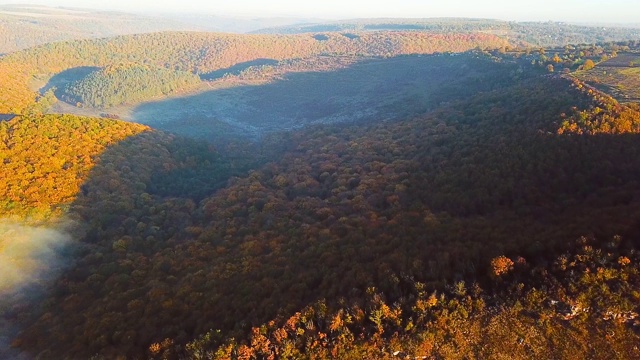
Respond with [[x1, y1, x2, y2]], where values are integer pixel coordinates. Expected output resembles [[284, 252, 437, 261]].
[[0, 114, 147, 220], [5, 61, 640, 358], [61, 64, 202, 108]]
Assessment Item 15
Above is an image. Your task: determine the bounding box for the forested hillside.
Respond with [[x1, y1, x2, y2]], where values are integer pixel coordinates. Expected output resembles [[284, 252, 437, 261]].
[[0, 31, 509, 114], [0, 114, 148, 220], [2, 21, 640, 360], [184, 235, 640, 359], [3, 57, 640, 358], [61, 64, 202, 108]]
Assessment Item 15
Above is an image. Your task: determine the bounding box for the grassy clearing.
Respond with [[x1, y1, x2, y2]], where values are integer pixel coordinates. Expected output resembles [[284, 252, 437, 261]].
[[574, 53, 640, 102]]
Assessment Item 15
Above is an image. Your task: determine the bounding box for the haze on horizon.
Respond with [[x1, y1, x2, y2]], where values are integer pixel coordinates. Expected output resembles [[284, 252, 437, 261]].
[[0, 0, 638, 24]]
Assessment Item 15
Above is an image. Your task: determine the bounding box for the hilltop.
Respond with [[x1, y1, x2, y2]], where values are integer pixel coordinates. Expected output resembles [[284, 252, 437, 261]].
[[573, 51, 640, 103]]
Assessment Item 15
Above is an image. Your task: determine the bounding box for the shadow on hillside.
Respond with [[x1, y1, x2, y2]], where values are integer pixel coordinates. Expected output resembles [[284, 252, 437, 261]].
[[132, 54, 532, 141], [11, 128, 297, 358], [11, 124, 640, 359], [200, 58, 279, 81], [41, 66, 100, 96]]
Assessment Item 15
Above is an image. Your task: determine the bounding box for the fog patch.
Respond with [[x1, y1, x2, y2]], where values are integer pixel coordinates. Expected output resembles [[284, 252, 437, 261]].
[[0, 220, 72, 359], [0, 219, 71, 295]]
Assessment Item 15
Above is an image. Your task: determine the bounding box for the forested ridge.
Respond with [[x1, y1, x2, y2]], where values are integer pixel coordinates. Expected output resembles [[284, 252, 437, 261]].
[[0, 31, 509, 113], [2, 29, 640, 360]]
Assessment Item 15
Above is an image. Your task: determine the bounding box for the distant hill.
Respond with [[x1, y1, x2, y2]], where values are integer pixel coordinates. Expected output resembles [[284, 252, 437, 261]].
[[0, 5, 330, 54], [160, 13, 323, 34], [254, 18, 640, 47], [0, 5, 197, 54], [254, 18, 509, 35], [0, 31, 510, 114], [2, 8, 638, 55]]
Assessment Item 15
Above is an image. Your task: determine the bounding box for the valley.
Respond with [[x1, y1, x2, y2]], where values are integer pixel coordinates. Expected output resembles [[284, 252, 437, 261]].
[[98, 54, 524, 140]]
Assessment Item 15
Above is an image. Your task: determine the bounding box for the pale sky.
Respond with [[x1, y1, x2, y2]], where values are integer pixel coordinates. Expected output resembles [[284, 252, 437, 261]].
[[0, 0, 638, 23]]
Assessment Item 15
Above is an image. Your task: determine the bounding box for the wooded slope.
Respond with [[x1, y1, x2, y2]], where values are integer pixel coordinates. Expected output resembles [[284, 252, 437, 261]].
[[8, 65, 640, 358], [0, 31, 510, 114]]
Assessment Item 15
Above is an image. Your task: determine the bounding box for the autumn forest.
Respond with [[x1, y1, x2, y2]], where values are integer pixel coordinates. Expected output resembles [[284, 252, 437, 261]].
[[1, 6, 640, 360]]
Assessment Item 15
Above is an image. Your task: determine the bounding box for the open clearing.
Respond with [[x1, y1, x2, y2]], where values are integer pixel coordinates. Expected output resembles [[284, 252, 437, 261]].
[[574, 53, 640, 103]]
